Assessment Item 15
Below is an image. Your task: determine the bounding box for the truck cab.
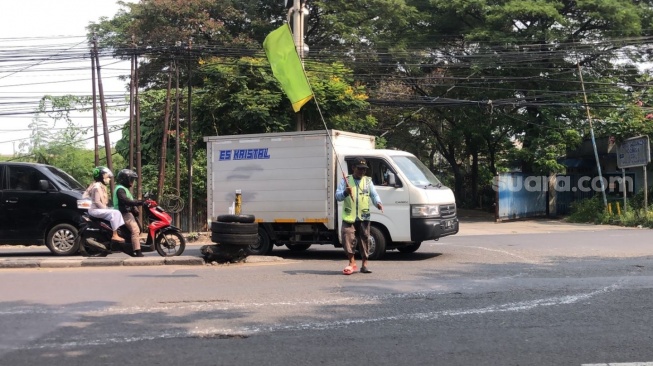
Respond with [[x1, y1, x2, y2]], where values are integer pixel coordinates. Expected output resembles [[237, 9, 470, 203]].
[[338, 152, 458, 258]]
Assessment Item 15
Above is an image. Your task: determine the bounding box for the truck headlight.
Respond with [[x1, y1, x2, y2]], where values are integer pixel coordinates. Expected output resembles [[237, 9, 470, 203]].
[[411, 204, 440, 218], [77, 199, 91, 210]]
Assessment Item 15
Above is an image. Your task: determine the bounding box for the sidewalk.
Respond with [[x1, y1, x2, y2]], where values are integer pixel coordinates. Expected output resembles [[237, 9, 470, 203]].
[[456, 209, 626, 236]]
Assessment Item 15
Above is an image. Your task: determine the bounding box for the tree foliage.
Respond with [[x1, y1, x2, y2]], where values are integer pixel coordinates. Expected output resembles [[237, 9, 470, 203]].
[[88, 0, 653, 210]]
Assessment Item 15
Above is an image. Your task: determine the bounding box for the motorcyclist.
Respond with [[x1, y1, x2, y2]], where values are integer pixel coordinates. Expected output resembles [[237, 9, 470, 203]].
[[113, 169, 145, 257], [84, 166, 125, 243]]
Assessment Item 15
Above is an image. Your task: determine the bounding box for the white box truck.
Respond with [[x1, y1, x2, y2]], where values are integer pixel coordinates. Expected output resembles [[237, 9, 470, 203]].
[[204, 129, 458, 259]]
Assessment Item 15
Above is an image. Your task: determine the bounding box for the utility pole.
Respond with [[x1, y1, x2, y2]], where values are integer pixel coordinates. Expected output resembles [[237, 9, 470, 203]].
[[288, 0, 308, 131], [157, 62, 173, 201], [92, 37, 113, 178], [135, 56, 143, 221], [129, 35, 136, 170], [187, 38, 194, 233], [90, 39, 99, 167], [175, 60, 181, 228]]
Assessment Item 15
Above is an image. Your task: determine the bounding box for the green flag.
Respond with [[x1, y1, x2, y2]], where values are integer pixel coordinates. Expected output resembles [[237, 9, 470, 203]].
[[263, 24, 313, 112]]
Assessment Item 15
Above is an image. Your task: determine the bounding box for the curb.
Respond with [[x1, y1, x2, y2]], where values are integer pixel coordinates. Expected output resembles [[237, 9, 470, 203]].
[[0, 256, 205, 269]]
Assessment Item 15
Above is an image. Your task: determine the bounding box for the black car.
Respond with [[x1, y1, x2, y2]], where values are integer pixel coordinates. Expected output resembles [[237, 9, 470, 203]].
[[0, 162, 90, 255]]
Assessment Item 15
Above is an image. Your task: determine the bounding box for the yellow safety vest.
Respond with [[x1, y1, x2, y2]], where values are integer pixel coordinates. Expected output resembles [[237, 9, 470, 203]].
[[342, 175, 372, 223]]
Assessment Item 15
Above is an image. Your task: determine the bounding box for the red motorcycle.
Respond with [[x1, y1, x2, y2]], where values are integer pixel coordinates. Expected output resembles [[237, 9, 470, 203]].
[[77, 198, 186, 257]]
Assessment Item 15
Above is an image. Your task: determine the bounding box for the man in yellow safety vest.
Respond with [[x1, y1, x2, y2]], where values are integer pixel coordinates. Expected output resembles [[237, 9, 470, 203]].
[[335, 157, 383, 275]]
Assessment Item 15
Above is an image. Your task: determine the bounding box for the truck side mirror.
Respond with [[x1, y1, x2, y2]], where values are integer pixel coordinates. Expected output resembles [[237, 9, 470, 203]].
[[387, 172, 397, 187]]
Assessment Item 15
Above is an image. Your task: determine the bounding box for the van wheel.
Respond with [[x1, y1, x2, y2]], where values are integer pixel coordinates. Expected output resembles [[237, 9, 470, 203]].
[[46, 223, 79, 256], [397, 242, 422, 253], [249, 227, 273, 255], [368, 226, 387, 260]]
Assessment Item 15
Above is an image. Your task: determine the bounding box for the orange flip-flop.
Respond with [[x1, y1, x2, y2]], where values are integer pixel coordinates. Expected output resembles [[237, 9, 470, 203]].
[[342, 265, 358, 275]]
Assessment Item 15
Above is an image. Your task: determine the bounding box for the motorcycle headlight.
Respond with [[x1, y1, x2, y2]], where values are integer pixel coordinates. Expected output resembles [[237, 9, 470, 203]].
[[411, 204, 440, 218], [77, 199, 92, 210]]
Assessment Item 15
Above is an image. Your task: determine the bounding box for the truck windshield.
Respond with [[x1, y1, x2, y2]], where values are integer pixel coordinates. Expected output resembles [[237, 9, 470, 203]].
[[46, 166, 85, 191], [391, 155, 442, 187]]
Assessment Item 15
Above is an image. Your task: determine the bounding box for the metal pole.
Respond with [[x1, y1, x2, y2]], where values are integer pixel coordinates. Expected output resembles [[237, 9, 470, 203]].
[[622, 168, 626, 213], [644, 166, 648, 210], [292, 0, 301, 57], [292, 0, 304, 131], [577, 62, 607, 208]]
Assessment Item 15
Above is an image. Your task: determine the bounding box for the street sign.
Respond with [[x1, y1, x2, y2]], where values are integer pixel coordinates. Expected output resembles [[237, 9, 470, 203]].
[[616, 135, 651, 169]]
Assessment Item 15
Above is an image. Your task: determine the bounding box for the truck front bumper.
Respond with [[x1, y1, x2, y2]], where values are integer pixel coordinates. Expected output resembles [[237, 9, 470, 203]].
[[410, 216, 459, 242]]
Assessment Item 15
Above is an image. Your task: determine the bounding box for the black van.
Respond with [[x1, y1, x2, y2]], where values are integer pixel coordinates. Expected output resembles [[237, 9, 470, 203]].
[[0, 162, 90, 255]]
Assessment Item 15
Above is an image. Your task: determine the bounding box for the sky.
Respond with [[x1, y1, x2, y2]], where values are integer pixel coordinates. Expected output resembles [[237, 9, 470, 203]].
[[0, 0, 135, 156]]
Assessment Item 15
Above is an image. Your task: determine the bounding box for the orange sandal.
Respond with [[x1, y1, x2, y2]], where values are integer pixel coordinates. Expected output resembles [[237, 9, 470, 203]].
[[342, 265, 357, 275]]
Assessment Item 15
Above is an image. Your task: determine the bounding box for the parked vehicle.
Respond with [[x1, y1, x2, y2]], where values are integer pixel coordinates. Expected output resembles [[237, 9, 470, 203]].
[[76, 197, 186, 257], [204, 129, 458, 259], [0, 162, 90, 255]]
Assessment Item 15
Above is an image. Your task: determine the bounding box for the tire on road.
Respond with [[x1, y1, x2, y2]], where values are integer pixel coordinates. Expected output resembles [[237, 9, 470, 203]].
[[286, 244, 311, 251], [248, 226, 273, 255], [216, 214, 256, 224], [397, 242, 422, 254], [210, 221, 258, 235], [368, 225, 388, 260], [211, 233, 258, 246]]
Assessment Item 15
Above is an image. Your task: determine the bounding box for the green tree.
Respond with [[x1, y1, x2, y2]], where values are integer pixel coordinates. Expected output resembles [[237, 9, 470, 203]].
[[366, 0, 653, 205]]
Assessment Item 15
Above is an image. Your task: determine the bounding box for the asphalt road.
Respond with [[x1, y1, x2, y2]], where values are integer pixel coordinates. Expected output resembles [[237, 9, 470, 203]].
[[1, 226, 652, 366]]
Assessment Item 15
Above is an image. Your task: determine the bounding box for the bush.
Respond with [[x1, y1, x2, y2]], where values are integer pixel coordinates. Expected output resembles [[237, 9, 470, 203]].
[[617, 208, 653, 228], [567, 196, 611, 224], [569, 196, 653, 227]]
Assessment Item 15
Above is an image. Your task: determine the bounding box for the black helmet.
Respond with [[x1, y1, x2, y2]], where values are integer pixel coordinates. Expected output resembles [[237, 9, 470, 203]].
[[117, 169, 138, 188], [92, 166, 113, 182]]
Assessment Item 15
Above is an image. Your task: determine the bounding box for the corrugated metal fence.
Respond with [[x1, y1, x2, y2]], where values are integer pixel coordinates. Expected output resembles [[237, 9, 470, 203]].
[[496, 172, 547, 221]]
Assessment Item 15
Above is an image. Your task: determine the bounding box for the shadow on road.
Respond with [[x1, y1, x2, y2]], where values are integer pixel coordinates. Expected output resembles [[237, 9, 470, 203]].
[[268, 248, 442, 262]]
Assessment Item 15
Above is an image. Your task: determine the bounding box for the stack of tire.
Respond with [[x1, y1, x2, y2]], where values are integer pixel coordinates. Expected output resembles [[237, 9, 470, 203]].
[[205, 214, 257, 263]]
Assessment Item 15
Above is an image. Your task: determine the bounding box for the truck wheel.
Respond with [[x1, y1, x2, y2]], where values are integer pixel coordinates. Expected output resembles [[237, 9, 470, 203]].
[[286, 244, 311, 251], [368, 226, 387, 260], [211, 221, 258, 235], [216, 214, 255, 224], [249, 227, 273, 255], [46, 223, 79, 256], [397, 242, 422, 253]]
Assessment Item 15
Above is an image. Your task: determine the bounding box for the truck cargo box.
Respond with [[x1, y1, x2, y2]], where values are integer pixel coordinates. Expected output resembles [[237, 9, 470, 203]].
[[205, 130, 374, 229]]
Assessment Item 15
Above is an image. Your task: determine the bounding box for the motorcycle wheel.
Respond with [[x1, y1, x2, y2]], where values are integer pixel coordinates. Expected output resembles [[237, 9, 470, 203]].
[[77, 235, 108, 257], [155, 231, 186, 257]]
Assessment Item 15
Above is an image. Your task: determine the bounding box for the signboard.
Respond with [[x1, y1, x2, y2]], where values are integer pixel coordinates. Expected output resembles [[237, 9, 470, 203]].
[[617, 136, 651, 169]]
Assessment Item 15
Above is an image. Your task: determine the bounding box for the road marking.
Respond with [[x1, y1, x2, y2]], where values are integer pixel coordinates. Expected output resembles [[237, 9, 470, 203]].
[[582, 363, 653, 365], [8, 281, 626, 350], [435, 243, 539, 263]]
